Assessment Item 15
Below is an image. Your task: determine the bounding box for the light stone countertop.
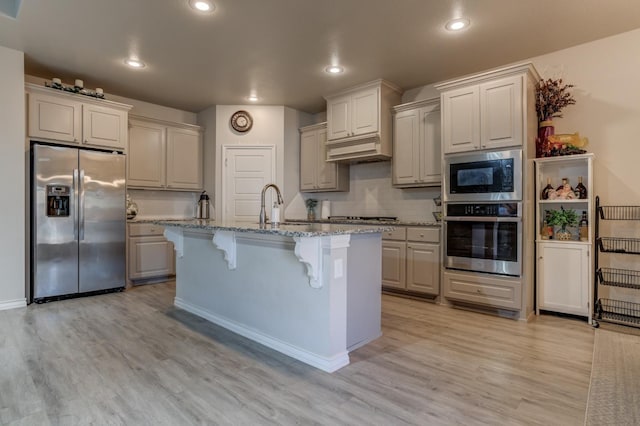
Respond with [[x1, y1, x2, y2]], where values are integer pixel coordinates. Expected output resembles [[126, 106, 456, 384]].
[[285, 218, 442, 227], [151, 219, 393, 238]]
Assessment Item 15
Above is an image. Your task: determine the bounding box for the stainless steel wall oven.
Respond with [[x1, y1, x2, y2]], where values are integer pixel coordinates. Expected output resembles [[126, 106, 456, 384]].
[[444, 202, 522, 277]]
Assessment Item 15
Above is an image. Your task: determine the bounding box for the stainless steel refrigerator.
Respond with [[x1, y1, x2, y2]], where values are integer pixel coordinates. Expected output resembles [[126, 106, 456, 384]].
[[31, 143, 126, 302]]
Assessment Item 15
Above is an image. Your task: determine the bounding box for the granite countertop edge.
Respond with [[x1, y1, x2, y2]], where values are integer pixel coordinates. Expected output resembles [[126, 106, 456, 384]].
[[129, 217, 441, 227], [150, 219, 394, 237]]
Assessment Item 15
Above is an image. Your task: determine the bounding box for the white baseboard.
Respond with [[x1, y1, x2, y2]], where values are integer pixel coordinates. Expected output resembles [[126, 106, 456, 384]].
[[174, 297, 350, 373], [0, 298, 27, 311]]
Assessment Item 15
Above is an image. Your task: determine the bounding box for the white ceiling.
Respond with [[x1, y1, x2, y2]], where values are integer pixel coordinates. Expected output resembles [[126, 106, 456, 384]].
[[2, 0, 640, 113]]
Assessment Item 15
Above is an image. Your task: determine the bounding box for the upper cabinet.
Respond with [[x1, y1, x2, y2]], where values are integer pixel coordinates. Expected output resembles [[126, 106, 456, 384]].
[[392, 98, 441, 187], [299, 122, 349, 192], [128, 116, 203, 191], [26, 83, 131, 150], [324, 79, 402, 162], [435, 63, 539, 155]]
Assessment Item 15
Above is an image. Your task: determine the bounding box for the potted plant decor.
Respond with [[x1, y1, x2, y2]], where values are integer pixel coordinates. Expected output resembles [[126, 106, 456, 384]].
[[547, 206, 578, 240], [305, 198, 318, 221]]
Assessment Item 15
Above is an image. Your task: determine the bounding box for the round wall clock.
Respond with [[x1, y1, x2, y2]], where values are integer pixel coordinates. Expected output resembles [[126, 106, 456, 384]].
[[230, 110, 253, 133]]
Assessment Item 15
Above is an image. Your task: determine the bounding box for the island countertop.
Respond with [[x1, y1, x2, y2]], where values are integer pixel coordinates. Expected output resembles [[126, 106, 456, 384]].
[[151, 219, 393, 238]]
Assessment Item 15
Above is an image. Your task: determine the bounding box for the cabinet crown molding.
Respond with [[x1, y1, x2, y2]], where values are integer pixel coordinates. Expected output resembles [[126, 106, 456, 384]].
[[299, 121, 327, 133], [324, 78, 402, 100], [392, 97, 440, 114], [434, 62, 541, 92], [25, 82, 132, 111], [129, 114, 203, 132]]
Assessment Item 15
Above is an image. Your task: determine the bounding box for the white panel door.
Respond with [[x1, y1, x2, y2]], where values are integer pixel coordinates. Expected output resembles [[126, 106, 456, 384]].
[[166, 127, 203, 190], [327, 94, 351, 140], [480, 75, 523, 150], [382, 241, 406, 289], [406, 242, 440, 295], [442, 86, 480, 154], [351, 87, 379, 136], [127, 120, 166, 188], [82, 104, 127, 149], [420, 107, 442, 185], [299, 130, 317, 190], [315, 128, 337, 189], [393, 108, 420, 185], [223, 146, 275, 222], [28, 93, 82, 143], [538, 242, 589, 317]]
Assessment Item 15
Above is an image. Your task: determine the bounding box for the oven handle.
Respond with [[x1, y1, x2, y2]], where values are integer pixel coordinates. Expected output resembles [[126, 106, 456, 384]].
[[444, 216, 522, 223]]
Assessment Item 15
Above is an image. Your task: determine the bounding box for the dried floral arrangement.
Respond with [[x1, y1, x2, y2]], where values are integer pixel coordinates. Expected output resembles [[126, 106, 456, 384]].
[[535, 78, 576, 122]]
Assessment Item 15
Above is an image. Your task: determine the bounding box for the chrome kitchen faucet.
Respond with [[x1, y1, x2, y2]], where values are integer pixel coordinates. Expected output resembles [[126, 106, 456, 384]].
[[259, 183, 284, 226]]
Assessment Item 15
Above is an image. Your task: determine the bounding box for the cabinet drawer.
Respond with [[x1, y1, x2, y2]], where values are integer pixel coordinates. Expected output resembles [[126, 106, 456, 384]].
[[129, 223, 165, 237], [407, 227, 440, 243], [382, 227, 406, 241], [443, 271, 521, 310]]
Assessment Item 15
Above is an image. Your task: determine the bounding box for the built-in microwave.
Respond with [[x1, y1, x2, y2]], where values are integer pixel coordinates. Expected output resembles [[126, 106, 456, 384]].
[[443, 149, 522, 202]]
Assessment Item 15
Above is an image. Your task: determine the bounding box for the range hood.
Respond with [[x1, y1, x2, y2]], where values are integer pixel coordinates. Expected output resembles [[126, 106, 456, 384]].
[[326, 134, 391, 163]]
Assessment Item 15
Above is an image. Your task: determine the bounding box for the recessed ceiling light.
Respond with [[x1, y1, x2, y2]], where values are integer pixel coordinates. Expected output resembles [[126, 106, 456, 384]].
[[247, 95, 259, 102], [325, 65, 344, 74], [189, 0, 214, 12], [445, 18, 470, 31], [124, 58, 145, 69]]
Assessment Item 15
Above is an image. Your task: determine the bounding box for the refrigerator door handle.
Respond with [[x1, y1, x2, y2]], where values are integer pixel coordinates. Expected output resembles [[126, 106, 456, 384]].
[[79, 169, 85, 241], [73, 168, 79, 240]]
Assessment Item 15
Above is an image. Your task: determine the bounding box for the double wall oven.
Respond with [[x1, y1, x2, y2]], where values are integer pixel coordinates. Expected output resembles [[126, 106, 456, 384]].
[[443, 149, 523, 277]]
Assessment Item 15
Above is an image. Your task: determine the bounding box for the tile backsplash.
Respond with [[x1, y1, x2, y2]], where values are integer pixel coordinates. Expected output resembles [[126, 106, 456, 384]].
[[128, 189, 198, 219], [286, 161, 441, 222]]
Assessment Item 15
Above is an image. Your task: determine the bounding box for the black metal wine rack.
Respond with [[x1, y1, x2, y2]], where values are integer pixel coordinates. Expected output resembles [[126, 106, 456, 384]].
[[593, 196, 640, 328]]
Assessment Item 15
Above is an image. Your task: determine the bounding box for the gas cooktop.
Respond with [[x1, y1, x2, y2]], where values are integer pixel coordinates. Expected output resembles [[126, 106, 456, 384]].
[[328, 216, 398, 221]]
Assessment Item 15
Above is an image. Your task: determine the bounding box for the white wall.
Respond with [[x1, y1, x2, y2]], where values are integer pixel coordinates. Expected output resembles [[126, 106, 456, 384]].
[[0, 45, 25, 309], [213, 105, 313, 221], [527, 28, 640, 303]]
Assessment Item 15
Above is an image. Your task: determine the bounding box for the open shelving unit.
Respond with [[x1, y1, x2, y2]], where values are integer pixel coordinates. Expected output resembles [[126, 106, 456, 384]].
[[593, 197, 640, 328], [534, 153, 594, 321]]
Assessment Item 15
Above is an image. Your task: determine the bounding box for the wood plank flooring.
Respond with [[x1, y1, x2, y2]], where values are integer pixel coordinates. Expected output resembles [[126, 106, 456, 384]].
[[0, 282, 594, 425]]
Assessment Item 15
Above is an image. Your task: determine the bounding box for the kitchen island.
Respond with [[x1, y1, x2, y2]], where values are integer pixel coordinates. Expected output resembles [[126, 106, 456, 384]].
[[154, 219, 391, 372]]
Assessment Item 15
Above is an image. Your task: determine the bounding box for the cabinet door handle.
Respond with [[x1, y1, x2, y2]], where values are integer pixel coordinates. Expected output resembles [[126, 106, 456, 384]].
[[476, 289, 481, 293]]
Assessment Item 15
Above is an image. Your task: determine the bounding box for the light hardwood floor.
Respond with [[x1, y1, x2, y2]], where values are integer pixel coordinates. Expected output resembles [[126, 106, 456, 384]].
[[0, 282, 594, 425]]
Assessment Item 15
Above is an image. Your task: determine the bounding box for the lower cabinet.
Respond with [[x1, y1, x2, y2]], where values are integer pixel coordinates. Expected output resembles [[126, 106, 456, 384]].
[[128, 223, 175, 282], [443, 270, 521, 310], [382, 226, 440, 296], [536, 242, 590, 317]]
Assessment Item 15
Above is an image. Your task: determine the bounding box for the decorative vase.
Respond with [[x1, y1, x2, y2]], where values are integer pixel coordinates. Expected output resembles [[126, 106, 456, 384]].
[[536, 120, 554, 158], [554, 226, 572, 241], [307, 208, 316, 221]]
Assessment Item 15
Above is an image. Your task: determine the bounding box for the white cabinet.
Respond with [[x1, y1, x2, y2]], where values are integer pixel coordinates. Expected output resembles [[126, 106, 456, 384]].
[[127, 120, 166, 187], [534, 153, 594, 320], [166, 127, 203, 190], [324, 79, 402, 162], [128, 116, 203, 191], [299, 123, 349, 192], [128, 223, 175, 282], [436, 64, 538, 154], [381, 226, 440, 296], [392, 98, 441, 187], [537, 242, 590, 317], [26, 84, 130, 150], [382, 240, 406, 290]]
